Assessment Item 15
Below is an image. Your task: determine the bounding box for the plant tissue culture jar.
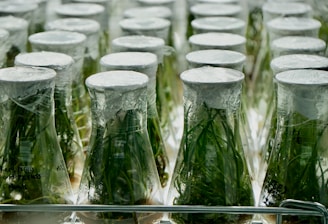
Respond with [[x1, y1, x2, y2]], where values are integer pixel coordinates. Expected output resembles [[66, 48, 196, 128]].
[[259, 69, 328, 224], [77, 71, 163, 224], [14, 51, 85, 192], [0, 66, 74, 223], [167, 66, 254, 224], [100, 51, 171, 189]]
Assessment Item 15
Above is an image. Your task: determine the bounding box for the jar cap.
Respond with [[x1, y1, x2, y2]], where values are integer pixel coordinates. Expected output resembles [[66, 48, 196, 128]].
[[100, 52, 157, 71], [45, 18, 100, 35], [262, 2, 312, 18], [55, 3, 105, 17], [189, 32, 245, 50], [267, 17, 321, 33], [137, 0, 175, 5], [0, 66, 56, 83], [190, 3, 242, 17], [15, 51, 74, 71], [0, 2, 38, 14], [197, 0, 240, 3], [181, 66, 244, 84], [271, 36, 326, 56], [270, 54, 328, 75], [186, 49, 246, 70], [123, 6, 172, 20], [29, 30, 86, 46], [86, 70, 149, 91], [0, 16, 28, 32], [119, 17, 170, 31], [276, 69, 328, 85], [111, 35, 165, 52], [191, 16, 245, 34]]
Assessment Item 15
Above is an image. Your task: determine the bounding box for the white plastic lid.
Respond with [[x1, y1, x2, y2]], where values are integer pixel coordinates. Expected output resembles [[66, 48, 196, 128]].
[[137, 0, 175, 6], [111, 35, 165, 52], [276, 69, 328, 85], [270, 54, 328, 75], [119, 17, 170, 31], [15, 51, 74, 70], [86, 70, 149, 91], [197, 0, 240, 3], [55, 3, 104, 17], [0, 16, 28, 32], [123, 6, 172, 19], [190, 3, 242, 17], [186, 49, 246, 70], [0, 2, 37, 14], [0, 66, 56, 83], [189, 32, 245, 51], [271, 36, 326, 56], [29, 30, 86, 46], [267, 17, 321, 34], [100, 52, 157, 69], [191, 17, 245, 35], [45, 18, 100, 35], [181, 66, 244, 84], [262, 2, 312, 17]]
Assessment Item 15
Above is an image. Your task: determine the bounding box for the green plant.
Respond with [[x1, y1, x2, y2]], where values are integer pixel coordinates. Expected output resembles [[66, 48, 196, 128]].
[[171, 103, 254, 224]]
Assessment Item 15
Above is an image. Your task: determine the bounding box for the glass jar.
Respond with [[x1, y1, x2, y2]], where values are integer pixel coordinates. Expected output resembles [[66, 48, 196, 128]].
[[259, 69, 328, 224], [168, 66, 254, 224], [0, 66, 74, 222], [99, 51, 171, 189], [45, 18, 101, 84], [28, 30, 91, 150], [14, 51, 85, 193], [54, 3, 109, 56], [77, 70, 163, 224], [111, 35, 182, 154], [0, 16, 28, 67], [188, 32, 246, 53], [271, 36, 326, 58]]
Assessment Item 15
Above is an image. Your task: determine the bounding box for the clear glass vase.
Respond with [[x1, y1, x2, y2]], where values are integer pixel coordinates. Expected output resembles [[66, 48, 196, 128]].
[[167, 66, 254, 224], [259, 69, 328, 224], [77, 70, 163, 224], [0, 66, 74, 223], [14, 51, 85, 193]]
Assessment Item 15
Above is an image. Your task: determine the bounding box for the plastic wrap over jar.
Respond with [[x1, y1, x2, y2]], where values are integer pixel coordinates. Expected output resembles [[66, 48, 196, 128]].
[[0, 66, 74, 211], [191, 16, 246, 36], [262, 1, 312, 25], [259, 69, 328, 224], [0, 16, 28, 67], [168, 66, 254, 224], [188, 32, 246, 53], [186, 49, 246, 71], [45, 18, 101, 79], [123, 6, 172, 20], [137, 0, 175, 11], [271, 36, 326, 58], [77, 71, 163, 223], [266, 17, 321, 42], [14, 51, 85, 191], [71, 0, 111, 18], [119, 17, 171, 44], [190, 3, 243, 19]]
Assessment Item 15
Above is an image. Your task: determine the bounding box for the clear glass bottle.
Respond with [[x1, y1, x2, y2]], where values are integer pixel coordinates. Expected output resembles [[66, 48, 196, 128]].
[[188, 32, 246, 53], [259, 69, 328, 224], [14, 51, 85, 193], [45, 18, 101, 85], [99, 51, 171, 189], [0, 16, 28, 67], [168, 66, 254, 224], [77, 70, 163, 224], [0, 66, 74, 223], [111, 35, 182, 155], [28, 30, 91, 151], [54, 3, 109, 57]]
